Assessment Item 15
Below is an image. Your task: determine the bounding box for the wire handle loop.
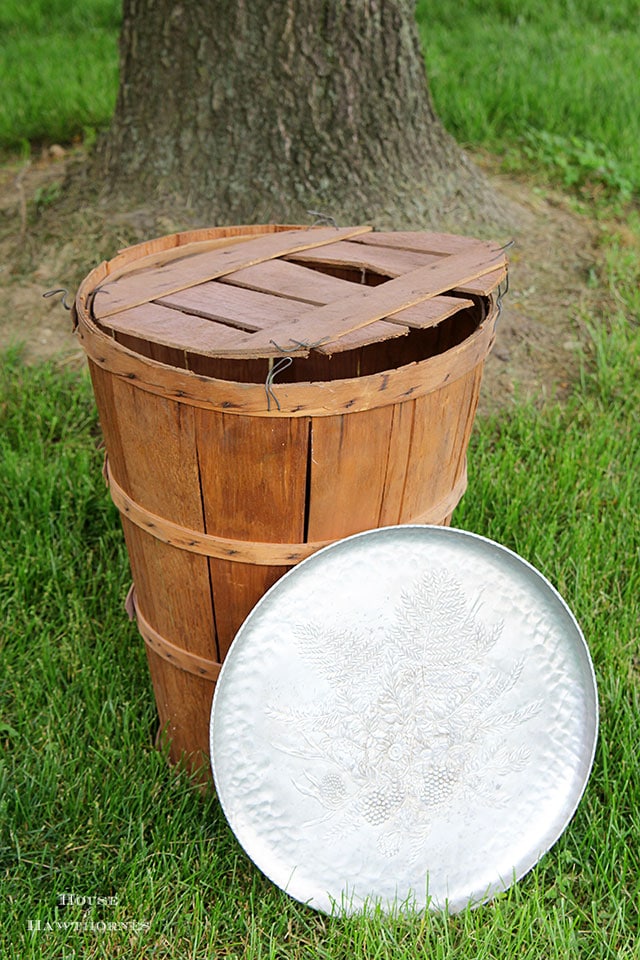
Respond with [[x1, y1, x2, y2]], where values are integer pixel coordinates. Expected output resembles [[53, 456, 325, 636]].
[[265, 356, 293, 411], [43, 288, 72, 310], [307, 209, 339, 229], [496, 272, 510, 326]]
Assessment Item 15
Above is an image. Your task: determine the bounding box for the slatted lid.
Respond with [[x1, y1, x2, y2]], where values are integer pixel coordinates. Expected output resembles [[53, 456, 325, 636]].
[[91, 226, 508, 360]]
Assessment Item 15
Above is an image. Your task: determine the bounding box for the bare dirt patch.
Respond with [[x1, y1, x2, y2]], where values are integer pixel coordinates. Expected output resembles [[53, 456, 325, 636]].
[[0, 147, 610, 413]]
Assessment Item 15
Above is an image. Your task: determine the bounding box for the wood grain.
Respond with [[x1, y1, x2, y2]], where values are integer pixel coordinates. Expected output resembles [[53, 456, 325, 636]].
[[288, 239, 440, 277], [193, 409, 309, 657], [355, 230, 484, 255], [92, 225, 373, 319], [89, 362, 218, 771], [77, 304, 498, 416], [157, 280, 311, 330], [306, 406, 395, 542], [203, 244, 506, 356], [221, 258, 363, 304]]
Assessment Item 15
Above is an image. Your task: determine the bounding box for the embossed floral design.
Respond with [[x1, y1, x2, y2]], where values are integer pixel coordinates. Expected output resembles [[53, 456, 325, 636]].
[[267, 568, 541, 858]]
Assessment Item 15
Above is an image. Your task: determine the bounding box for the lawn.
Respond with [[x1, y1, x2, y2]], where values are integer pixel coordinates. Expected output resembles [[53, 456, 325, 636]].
[[1, 1, 639, 957], [2, 287, 638, 958]]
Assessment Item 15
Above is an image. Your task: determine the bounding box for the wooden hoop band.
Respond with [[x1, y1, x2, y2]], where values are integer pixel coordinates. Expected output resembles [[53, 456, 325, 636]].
[[106, 459, 467, 565], [75, 304, 497, 418], [127, 587, 221, 682]]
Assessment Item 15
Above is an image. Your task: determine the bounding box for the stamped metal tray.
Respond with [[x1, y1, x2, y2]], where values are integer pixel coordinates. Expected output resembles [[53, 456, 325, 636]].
[[210, 525, 598, 914]]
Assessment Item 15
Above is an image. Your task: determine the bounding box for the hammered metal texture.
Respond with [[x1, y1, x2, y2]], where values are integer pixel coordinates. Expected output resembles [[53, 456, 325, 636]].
[[210, 526, 598, 915]]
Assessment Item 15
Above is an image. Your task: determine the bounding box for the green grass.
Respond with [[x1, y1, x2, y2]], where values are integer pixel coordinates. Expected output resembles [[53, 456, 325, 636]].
[[418, 0, 640, 202], [1, 236, 639, 955], [0, 0, 120, 151]]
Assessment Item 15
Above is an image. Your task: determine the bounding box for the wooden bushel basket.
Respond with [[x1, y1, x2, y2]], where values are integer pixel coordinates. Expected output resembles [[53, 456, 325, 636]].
[[75, 224, 508, 778]]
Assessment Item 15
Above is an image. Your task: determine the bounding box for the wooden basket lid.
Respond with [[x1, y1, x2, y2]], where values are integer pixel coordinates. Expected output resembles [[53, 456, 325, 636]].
[[90, 226, 508, 360]]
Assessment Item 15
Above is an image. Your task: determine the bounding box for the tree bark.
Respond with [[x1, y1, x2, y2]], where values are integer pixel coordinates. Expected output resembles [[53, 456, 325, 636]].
[[97, 0, 509, 230]]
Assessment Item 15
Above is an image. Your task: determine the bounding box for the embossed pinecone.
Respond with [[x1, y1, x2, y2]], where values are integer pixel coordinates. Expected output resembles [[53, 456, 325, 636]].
[[359, 779, 405, 825], [420, 763, 459, 807], [319, 773, 347, 806]]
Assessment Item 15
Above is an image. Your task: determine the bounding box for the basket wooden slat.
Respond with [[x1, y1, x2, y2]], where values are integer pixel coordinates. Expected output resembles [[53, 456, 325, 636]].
[[89, 366, 219, 765], [221, 259, 362, 304], [194, 408, 310, 664], [104, 302, 250, 353], [305, 405, 396, 543], [287, 239, 440, 276], [455, 266, 507, 296], [104, 235, 260, 281], [357, 230, 481, 255], [385, 296, 474, 329], [314, 319, 409, 352], [156, 281, 308, 330]]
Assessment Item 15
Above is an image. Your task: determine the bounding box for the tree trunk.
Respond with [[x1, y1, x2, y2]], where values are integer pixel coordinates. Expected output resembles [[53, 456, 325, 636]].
[[97, 0, 509, 230]]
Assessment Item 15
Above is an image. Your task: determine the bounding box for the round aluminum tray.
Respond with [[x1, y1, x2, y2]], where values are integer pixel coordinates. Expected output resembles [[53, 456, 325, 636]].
[[210, 526, 598, 914]]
